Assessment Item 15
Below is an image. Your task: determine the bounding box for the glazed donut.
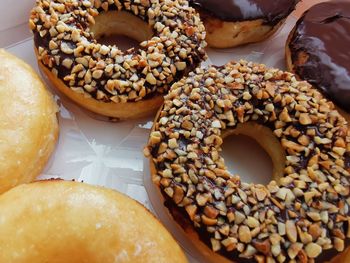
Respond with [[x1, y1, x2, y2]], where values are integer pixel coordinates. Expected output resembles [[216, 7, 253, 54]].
[[189, 0, 299, 48], [0, 180, 188, 262], [145, 60, 350, 262], [0, 49, 58, 194], [30, 0, 206, 120], [286, 1, 350, 122]]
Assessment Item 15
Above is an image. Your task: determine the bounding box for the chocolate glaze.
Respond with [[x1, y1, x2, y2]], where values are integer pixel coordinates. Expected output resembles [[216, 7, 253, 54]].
[[189, 0, 299, 25], [289, 1, 350, 113]]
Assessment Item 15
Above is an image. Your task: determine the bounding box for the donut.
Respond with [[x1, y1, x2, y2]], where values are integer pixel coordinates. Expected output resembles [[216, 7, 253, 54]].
[[29, 0, 206, 120], [286, 1, 350, 122], [0, 180, 188, 262], [0, 49, 58, 194], [189, 0, 299, 48], [145, 60, 350, 262]]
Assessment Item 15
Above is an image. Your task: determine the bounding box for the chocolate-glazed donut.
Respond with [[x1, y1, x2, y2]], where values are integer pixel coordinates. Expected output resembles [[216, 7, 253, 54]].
[[190, 0, 299, 48], [30, 0, 207, 120], [286, 1, 350, 121], [145, 60, 350, 262]]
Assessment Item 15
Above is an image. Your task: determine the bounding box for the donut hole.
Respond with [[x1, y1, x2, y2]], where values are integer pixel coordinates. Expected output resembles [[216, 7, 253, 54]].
[[95, 34, 140, 52], [221, 134, 273, 185], [90, 11, 153, 52], [221, 122, 285, 185]]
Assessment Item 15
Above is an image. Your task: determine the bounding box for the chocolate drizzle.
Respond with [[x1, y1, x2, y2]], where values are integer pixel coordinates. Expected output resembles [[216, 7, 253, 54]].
[[190, 0, 299, 25], [346, 152, 350, 170], [289, 1, 350, 113]]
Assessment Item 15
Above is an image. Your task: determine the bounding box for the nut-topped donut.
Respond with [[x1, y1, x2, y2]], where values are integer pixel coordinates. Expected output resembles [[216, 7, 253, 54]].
[[30, 0, 206, 119], [145, 60, 350, 262]]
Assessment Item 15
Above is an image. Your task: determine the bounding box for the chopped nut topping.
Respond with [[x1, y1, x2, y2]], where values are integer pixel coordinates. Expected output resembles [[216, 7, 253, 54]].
[[204, 206, 219, 219], [239, 225, 252, 243], [305, 243, 322, 258], [334, 237, 345, 252], [288, 243, 303, 259]]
